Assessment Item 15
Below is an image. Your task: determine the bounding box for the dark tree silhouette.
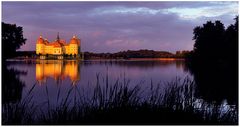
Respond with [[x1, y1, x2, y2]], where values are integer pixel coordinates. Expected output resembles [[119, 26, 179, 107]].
[[225, 16, 238, 63], [2, 22, 27, 104], [2, 22, 27, 60], [193, 21, 225, 60], [187, 16, 238, 104]]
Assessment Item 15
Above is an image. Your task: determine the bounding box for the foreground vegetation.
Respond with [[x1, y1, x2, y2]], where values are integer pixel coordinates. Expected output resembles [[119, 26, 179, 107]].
[[2, 75, 238, 125]]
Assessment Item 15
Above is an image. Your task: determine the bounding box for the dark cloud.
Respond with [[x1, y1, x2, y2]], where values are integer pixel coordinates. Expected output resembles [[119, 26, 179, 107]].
[[2, 1, 238, 53]]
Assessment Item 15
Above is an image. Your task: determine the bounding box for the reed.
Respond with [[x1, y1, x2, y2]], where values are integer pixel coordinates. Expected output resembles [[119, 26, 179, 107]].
[[2, 74, 238, 125]]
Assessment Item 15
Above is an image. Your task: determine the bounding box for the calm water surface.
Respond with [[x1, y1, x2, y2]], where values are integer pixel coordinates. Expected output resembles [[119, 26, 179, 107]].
[[5, 59, 191, 106]]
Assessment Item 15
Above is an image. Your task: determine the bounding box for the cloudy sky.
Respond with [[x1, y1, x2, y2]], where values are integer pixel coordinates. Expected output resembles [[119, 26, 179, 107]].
[[2, 1, 238, 53]]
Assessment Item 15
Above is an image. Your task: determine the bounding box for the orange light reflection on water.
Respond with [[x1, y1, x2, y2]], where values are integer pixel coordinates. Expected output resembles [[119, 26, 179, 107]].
[[36, 60, 80, 85]]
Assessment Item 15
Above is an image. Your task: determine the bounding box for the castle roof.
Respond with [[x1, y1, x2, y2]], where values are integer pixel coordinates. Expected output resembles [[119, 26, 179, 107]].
[[36, 34, 80, 46], [58, 40, 67, 46], [47, 41, 62, 47], [44, 39, 49, 44], [37, 35, 45, 44], [70, 35, 80, 45]]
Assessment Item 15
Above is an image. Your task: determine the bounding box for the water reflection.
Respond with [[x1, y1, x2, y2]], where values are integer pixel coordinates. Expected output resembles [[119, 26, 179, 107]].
[[2, 63, 26, 104], [36, 60, 81, 85], [83, 59, 187, 71], [186, 61, 238, 105]]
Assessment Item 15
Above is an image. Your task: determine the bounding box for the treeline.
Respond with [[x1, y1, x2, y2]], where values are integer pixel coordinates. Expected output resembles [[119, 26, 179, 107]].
[[175, 50, 191, 58], [15, 49, 190, 59], [15, 51, 35, 58], [84, 49, 189, 59]]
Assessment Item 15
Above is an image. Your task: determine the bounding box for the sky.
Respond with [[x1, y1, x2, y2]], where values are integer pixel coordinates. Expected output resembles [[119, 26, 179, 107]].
[[2, 1, 238, 53]]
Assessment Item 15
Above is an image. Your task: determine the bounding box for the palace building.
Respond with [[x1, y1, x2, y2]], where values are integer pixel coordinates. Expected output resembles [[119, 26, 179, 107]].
[[36, 33, 82, 59]]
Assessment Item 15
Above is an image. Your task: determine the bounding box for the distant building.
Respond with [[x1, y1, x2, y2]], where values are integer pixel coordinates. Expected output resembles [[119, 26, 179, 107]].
[[36, 33, 81, 59]]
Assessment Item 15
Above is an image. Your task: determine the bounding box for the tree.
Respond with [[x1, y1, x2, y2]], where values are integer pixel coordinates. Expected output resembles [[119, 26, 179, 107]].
[[192, 16, 238, 62], [225, 16, 238, 62], [193, 20, 225, 60], [2, 22, 27, 60], [188, 16, 238, 103]]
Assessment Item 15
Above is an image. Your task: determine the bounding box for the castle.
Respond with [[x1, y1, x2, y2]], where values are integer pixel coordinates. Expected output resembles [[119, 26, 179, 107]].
[[36, 33, 82, 59]]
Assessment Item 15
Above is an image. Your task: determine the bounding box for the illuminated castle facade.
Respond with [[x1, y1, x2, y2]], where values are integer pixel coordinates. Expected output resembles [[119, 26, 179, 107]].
[[36, 33, 81, 59]]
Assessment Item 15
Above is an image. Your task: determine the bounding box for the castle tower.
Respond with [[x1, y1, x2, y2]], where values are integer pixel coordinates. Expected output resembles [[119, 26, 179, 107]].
[[56, 32, 60, 42], [36, 35, 45, 55], [69, 35, 80, 56]]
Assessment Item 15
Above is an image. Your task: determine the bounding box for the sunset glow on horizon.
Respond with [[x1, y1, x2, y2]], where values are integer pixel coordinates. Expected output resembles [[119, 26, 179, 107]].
[[2, 1, 238, 53]]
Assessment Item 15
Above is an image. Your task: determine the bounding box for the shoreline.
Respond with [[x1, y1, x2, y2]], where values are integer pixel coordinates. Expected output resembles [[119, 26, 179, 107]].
[[6, 57, 185, 62]]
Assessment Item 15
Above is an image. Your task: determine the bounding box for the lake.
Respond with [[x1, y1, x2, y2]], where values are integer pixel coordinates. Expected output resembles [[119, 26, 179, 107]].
[[4, 59, 191, 105], [2, 59, 238, 124]]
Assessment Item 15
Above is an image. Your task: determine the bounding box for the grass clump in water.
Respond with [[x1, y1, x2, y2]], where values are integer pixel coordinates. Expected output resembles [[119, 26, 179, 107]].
[[2, 74, 238, 125]]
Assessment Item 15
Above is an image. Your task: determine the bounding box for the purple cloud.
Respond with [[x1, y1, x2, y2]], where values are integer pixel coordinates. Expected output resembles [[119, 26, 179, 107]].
[[2, 1, 238, 53]]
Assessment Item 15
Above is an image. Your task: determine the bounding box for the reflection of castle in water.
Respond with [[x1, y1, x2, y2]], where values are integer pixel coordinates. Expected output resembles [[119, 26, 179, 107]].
[[36, 60, 81, 85]]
